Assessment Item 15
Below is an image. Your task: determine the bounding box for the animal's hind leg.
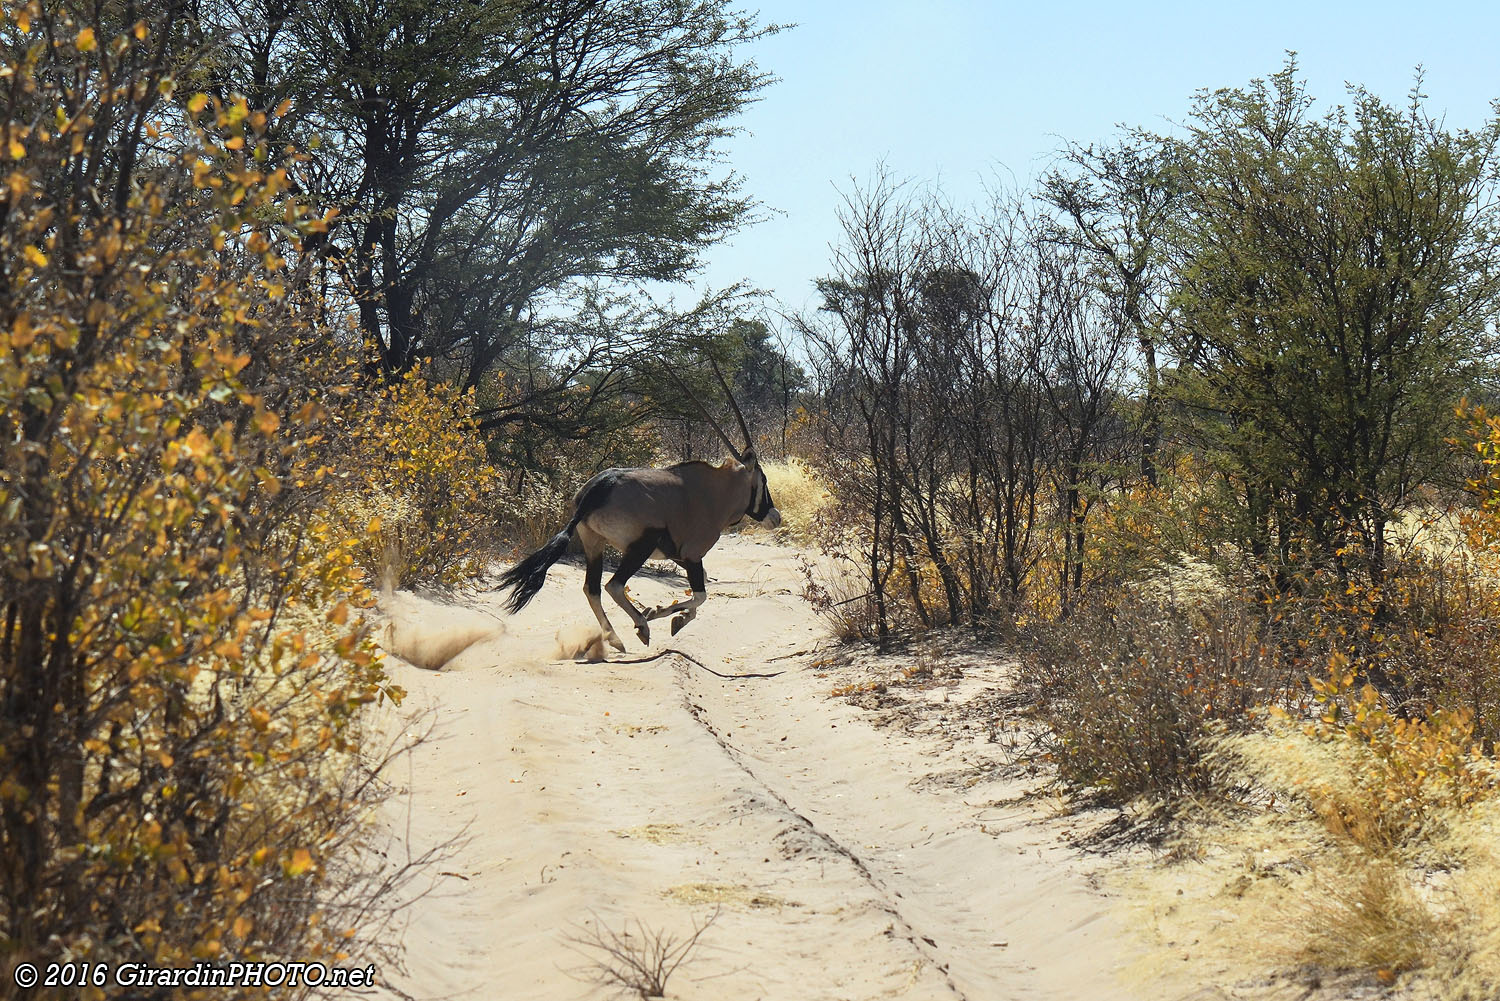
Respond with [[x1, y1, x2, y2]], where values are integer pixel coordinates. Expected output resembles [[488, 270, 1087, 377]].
[[578, 527, 625, 653], [605, 533, 659, 646], [645, 560, 707, 637]]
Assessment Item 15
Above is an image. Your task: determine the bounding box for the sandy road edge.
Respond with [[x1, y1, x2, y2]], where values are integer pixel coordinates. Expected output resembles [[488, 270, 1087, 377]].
[[672, 653, 973, 1001]]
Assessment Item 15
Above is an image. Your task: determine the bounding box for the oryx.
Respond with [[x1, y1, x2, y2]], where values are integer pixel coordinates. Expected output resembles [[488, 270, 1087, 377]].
[[497, 367, 781, 652]]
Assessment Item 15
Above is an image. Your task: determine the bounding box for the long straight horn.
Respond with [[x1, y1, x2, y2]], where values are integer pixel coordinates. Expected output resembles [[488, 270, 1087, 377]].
[[663, 364, 742, 461], [707, 356, 754, 458]]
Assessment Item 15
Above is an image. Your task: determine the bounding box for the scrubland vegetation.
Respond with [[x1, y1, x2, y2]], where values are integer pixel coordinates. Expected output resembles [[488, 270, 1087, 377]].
[[0, 6, 514, 993], [6, 0, 1500, 993], [792, 61, 1500, 997]]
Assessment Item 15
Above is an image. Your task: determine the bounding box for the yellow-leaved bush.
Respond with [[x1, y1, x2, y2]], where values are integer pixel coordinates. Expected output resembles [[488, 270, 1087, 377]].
[[0, 7, 412, 998], [1295, 655, 1499, 850], [334, 370, 503, 591]]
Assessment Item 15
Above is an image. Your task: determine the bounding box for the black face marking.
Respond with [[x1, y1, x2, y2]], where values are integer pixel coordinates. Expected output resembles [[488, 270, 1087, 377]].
[[745, 467, 776, 521]]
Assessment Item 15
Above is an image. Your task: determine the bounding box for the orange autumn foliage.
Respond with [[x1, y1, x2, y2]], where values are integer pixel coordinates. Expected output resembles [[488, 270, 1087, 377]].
[[0, 8, 423, 997]]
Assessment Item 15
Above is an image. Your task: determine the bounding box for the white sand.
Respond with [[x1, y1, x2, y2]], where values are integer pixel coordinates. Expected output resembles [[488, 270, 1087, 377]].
[[367, 537, 1203, 1001]]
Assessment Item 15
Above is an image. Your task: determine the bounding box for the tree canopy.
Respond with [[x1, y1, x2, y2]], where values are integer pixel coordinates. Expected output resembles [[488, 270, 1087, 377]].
[[1160, 61, 1500, 579], [195, 0, 779, 405]]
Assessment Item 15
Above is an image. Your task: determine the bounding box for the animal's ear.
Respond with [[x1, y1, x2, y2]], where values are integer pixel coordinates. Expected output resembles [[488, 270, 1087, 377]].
[[742, 447, 757, 466]]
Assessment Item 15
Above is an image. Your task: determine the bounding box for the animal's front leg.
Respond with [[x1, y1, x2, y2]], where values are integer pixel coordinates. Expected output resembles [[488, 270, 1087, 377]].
[[645, 585, 706, 621], [645, 560, 706, 620], [668, 561, 707, 636]]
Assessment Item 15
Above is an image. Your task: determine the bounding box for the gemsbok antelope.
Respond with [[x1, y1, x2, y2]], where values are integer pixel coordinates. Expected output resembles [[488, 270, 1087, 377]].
[[497, 366, 781, 652]]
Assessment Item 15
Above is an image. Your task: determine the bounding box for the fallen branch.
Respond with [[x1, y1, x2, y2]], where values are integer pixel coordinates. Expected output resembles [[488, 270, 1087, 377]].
[[613, 648, 784, 679]]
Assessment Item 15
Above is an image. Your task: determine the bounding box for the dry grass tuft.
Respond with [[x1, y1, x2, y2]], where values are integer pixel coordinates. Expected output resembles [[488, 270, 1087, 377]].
[[1017, 593, 1304, 805], [1292, 858, 1445, 976], [1129, 723, 1500, 999], [663, 882, 786, 909], [611, 823, 694, 844]]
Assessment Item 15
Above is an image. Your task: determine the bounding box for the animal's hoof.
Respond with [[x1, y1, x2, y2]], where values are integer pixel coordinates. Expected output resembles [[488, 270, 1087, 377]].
[[670, 614, 688, 636], [635, 623, 650, 645], [607, 633, 626, 653]]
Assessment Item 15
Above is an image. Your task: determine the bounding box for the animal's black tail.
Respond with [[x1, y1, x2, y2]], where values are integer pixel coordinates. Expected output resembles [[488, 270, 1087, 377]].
[[498, 517, 577, 614]]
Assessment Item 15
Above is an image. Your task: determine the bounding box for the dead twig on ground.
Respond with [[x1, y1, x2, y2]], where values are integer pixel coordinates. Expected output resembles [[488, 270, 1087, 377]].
[[564, 908, 720, 998]]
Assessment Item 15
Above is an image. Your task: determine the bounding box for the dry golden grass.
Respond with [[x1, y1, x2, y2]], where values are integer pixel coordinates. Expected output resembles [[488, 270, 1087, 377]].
[[759, 458, 831, 543], [610, 823, 695, 844], [1294, 859, 1446, 977], [1126, 723, 1500, 999], [662, 882, 787, 909]]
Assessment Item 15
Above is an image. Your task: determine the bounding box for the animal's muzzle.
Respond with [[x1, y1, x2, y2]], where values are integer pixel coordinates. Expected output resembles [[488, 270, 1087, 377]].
[[760, 507, 782, 529]]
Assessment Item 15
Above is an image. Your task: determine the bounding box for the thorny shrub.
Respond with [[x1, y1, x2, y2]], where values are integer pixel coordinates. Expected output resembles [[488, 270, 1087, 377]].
[[1302, 554, 1500, 754], [795, 455, 989, 642], [799, 550, 885, 644], [794, 478, 925, 643], [1126, 409, 1500, 992], [1017, 594, 1308, 805], [0, 8, 415, 998], [1016, 548, 1500, 812]]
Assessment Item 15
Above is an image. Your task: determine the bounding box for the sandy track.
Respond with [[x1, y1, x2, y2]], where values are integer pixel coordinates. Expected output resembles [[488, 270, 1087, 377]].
[[370, 537, 1182, 1001]]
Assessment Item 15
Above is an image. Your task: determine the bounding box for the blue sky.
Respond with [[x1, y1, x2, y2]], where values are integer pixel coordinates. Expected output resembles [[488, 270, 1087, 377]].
[[687, 1, 1500, 316]]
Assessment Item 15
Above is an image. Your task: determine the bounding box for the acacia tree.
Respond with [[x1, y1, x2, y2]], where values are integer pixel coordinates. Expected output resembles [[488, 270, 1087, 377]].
[[195, 0, 778, 408], [1161, 61, 1500, 584], [1041, 138, 1178, 486]]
